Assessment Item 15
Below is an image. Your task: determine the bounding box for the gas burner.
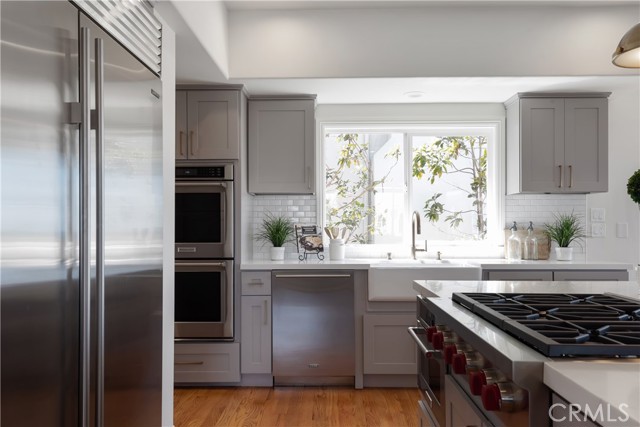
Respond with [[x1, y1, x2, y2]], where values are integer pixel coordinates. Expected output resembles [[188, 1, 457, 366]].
[[452, 292, 640, 357]]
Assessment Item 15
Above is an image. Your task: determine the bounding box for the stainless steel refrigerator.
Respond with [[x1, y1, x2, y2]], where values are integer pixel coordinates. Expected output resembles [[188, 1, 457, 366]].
[[1, 1, 163, 426]]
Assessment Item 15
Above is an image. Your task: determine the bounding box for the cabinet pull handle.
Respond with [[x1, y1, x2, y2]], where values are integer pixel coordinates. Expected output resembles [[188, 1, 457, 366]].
[[568, 165, 573, 188], [307, 166, 311, 190], [263, 299, 268, 325], [175, 361, 204, 366], [558, 165, 563, 188], [190, 131, 195, 156], [179, 131, 184, 156]]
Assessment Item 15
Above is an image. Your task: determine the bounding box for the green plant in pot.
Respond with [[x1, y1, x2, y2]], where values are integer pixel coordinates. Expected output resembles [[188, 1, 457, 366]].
[[544, 212, 585, 261], [627, 169, 640, 207], [255, 213, 295, 261]]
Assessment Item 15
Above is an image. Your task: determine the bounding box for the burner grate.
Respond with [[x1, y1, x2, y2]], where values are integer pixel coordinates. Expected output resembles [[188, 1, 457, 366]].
[[452, 292, 640, 357]]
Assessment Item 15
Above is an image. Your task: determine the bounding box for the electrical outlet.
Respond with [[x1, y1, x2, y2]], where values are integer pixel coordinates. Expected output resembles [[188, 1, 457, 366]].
[[616, 223, 628, 238], [590, 208, 605, 222], [591, 223, 606, 238]]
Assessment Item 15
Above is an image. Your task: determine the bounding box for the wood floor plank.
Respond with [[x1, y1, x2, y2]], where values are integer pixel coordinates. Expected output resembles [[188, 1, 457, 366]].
[[174, 387, 420, 427]]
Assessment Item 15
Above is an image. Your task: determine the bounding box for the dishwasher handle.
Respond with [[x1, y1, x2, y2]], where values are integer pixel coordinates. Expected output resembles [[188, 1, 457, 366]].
[[274, 274, 352, 279]]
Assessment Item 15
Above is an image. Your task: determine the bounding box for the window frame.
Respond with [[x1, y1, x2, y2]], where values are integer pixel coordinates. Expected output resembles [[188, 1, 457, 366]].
[[318, 120, 505, 254]]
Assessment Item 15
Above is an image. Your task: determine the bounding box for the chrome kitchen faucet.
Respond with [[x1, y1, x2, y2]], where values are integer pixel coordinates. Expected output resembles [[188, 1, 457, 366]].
[[411, 211, 426, 260]]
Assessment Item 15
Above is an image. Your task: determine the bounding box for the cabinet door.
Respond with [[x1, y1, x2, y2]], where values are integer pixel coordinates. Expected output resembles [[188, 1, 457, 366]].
[[187, 90, 239, 160], [553, 270, 628, 281], [176, 91, 188, 160], [564, 98, 608, 193], [248, 99, 315, 194], [520, 98, 565, 192], [363, 314, 416, 374], [486, 270, 553, 281], [241, 296, 272, 374]]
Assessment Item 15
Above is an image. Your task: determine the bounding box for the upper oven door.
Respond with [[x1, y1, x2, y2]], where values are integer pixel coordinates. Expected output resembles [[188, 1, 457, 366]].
[[175, 181, 234, 259]]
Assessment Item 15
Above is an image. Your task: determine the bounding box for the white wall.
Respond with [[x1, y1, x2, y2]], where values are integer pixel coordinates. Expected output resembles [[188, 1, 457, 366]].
[[158, 14, 176, 427], [586, 78, 640, 265], [228, 4, 639, 78]]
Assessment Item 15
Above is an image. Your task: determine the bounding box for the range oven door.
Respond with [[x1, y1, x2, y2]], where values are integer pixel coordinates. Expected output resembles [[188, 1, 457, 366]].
[[175, 260, 234, 340], [408, 326, 446, 427], [175, 181, 233, 259]]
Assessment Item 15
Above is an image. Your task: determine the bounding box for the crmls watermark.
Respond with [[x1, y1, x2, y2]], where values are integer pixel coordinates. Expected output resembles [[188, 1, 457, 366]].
[[549, 402, 630, 424]]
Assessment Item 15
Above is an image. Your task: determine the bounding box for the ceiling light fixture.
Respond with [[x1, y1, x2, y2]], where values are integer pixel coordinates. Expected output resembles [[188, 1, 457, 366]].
[[612, 23, 640, 68], [404, 91, 425, 99]]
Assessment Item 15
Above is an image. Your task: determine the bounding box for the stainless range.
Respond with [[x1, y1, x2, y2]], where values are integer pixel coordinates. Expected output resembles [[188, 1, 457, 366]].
[[409, 283, 640, 427]]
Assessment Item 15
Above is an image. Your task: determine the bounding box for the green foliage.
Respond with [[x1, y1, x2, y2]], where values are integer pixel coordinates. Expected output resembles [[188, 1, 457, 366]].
[[544, 212, 585, 248], [627, 169, 640, 204], [325, 133, 401, 243], [255, 213, 295, 247], [412, 136, 487, 239]]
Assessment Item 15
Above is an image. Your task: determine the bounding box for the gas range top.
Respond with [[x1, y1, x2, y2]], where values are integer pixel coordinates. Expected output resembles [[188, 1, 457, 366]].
[[452, 292, 640, 357]]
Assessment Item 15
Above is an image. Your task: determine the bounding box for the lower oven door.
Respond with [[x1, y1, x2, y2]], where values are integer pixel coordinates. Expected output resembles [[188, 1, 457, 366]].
[[175, 260, 234, 339], [408, 326, 446, 427]]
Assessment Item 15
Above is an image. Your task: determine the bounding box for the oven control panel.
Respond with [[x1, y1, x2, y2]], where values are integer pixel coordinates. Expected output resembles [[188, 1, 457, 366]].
[[176, 164, 233, 180]]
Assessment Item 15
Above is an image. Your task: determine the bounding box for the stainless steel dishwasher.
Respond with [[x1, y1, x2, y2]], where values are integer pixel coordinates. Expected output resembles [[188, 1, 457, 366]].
[[272, 270, 355, 386]]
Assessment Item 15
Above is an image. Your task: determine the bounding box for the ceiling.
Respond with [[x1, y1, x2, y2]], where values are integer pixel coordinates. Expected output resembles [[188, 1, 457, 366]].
[[164, 0, 640, 104]]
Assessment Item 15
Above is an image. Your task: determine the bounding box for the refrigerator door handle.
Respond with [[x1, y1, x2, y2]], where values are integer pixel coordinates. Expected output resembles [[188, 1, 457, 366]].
[[95, 36, 105, 427], [79, 25, 92, 427]]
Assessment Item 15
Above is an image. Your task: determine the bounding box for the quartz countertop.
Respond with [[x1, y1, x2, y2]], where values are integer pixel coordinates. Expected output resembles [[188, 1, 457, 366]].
[[241, 258, 634, 271], [544, 360, 640, 426]]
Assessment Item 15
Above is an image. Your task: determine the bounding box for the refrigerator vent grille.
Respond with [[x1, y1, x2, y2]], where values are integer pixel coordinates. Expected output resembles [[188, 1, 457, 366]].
[[72, 0, 162, 75]]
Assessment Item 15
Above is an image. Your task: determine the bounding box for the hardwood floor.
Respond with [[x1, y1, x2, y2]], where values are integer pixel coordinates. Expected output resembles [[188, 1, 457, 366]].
[[174, 387, 421, 427]]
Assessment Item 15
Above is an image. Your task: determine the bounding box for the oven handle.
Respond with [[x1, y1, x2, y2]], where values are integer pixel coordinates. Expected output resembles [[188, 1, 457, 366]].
[[408, 327, 440, 357], [175, 262, 227, 268], [175, 182, 229, 187]]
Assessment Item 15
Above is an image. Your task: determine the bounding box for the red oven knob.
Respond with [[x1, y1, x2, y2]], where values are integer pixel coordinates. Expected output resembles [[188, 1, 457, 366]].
[[451, 353, 467, 374], [426, 326, 438, 342], [431, 332, 444, 350], [481, 383, 501, 411], [469, 370, 487, 395], [444, 344, 457, 364]]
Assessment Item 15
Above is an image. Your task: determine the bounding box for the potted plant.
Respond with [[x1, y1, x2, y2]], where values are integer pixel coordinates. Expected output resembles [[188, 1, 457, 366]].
[[544, 212, 585, 261], [255, 213, 295, 261], [627, 169, 640, 207]]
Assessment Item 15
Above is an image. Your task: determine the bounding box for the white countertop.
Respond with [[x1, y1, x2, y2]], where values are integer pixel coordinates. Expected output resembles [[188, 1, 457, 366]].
[[544, 360, 640, 426], [241, 258, 634, 271]]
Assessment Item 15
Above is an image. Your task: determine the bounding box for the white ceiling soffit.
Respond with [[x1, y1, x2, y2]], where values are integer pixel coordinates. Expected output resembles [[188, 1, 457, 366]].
[[228, 75, 639, 103], [224, 0, 640, 10]]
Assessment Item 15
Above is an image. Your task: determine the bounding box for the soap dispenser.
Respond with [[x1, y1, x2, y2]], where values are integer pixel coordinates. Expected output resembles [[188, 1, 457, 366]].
[[507, 221, 522, 261], [523, 221, 538, 260]]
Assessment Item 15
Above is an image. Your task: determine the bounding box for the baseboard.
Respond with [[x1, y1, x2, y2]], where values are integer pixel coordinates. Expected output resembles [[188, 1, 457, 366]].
[[363, 374, 417, 388], [240, 374, 274, 387]]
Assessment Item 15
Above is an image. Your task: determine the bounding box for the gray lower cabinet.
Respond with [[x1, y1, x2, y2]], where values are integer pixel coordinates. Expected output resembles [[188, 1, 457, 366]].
[[240, 271, 272, 375], [248, 97, 316, 194], [505, 93, 609, 194], [550, 393, 600, 427], [240, 295, 272, 374], [484, 269, 628, 281], [363, 314, 416, 375], [176, 89, 240, 160], [174, 342, 240, 383]]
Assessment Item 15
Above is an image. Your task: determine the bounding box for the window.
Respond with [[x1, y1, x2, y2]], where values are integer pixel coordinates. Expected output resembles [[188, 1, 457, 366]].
[[322, 123, 502, 248]]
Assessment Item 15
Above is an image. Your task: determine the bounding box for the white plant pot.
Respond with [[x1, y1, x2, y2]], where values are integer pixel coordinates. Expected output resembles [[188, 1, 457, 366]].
[[270, 246, 285, 261], [555, 247, 573, 261]]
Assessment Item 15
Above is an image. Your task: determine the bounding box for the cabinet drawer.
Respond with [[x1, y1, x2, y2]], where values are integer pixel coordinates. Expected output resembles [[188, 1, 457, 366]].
[[553, 270, 629, 281], [241, 271, 271, 295], [174, 342, 240, 384], [486, 270, 553, 281]]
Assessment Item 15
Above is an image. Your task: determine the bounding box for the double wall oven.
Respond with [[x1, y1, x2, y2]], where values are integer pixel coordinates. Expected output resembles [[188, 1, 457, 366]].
[[175, 163, 234, 340]]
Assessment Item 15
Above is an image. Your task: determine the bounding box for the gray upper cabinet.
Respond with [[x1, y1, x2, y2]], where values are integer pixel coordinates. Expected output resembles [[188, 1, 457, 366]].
[[248, 97, 316, 194], [506, 93, 609, 194], [176, 89, 240, 160]]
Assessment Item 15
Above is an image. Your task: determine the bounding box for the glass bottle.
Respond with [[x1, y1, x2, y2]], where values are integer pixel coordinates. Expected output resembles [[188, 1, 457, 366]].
[[523, 221, 538, 260], [507, 221, 522, 261]]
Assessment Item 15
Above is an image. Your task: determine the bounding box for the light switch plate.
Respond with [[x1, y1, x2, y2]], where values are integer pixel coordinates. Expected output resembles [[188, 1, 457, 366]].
[[616, 222, 628, 238], [591, 223, 606, 238], [590, 208, 605, 222]]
